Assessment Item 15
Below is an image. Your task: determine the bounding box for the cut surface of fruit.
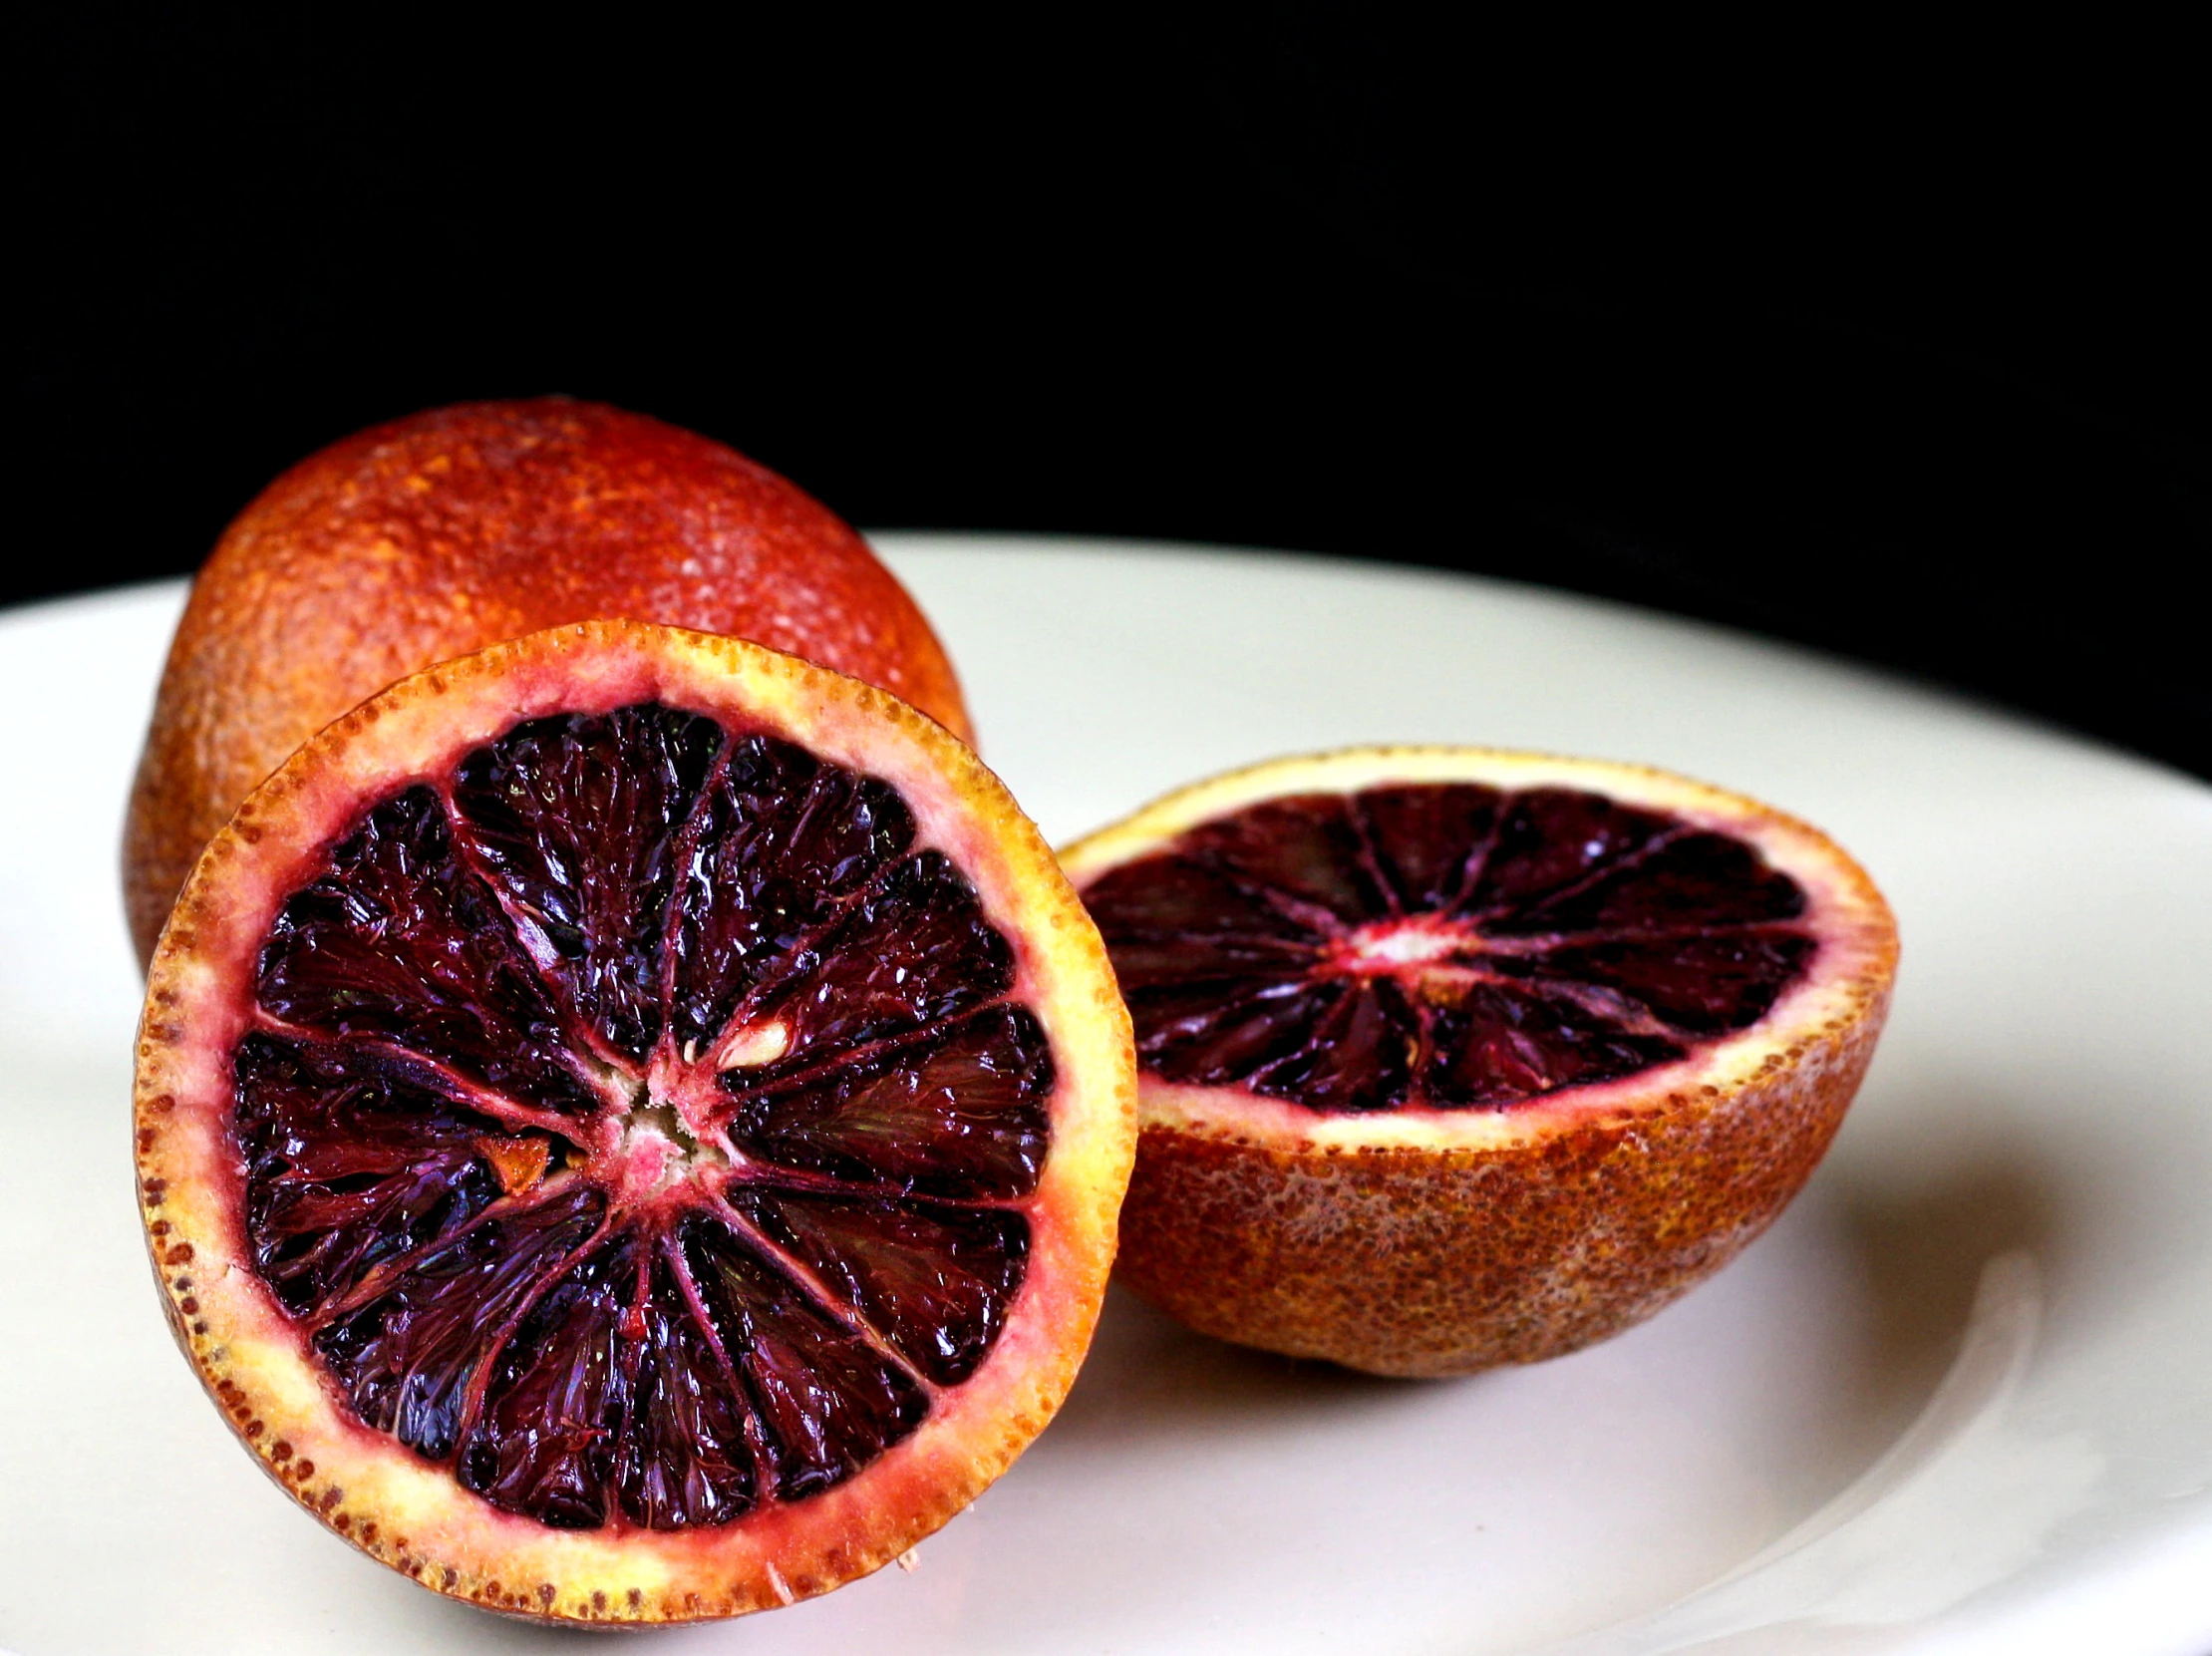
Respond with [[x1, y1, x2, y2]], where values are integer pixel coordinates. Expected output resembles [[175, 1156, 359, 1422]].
[[124, 397, 973, 965], [134, 623, 1133, 1623], [1060, 747, 1896, 1377]]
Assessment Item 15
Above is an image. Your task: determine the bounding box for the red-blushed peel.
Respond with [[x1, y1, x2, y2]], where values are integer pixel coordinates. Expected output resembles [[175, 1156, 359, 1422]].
[[124, 397, 973, 966]]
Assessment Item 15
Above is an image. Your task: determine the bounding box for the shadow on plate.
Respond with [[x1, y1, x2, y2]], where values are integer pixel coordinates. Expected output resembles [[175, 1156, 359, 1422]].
[[1048, 1284, 1434, 1447], [1823, 1143, 2065, 1444], [1053, 1130, 2069, 1476]]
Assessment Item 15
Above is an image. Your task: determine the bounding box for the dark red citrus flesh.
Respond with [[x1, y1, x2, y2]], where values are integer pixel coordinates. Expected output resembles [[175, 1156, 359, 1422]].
[[1080, 785, 1816, 1113], [234, 704, 1052, 1533]]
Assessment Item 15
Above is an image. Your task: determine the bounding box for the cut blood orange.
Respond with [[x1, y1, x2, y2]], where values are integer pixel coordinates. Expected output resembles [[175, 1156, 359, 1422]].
[[1061, 747, 1897, 1378], [133, 622, 1133, 1623]]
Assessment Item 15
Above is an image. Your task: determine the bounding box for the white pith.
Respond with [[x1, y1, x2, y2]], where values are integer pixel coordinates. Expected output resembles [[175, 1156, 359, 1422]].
[[1340, 916, 1463, 968]]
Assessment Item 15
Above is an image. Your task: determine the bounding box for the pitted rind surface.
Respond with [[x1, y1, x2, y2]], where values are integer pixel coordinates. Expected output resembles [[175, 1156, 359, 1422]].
[[1114, 982, 1888, 1375], [1062, 745, 1898, 1376], [125, 397, 973, 966], [135, 622, 1134, 1624]]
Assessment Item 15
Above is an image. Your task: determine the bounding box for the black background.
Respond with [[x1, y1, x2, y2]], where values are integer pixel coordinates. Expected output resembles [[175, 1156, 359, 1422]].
[[12, 13, 2207, 777]]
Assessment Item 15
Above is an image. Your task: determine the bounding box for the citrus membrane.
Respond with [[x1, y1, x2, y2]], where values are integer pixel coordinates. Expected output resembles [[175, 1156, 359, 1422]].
[[1085, 772, 1818, 1115]]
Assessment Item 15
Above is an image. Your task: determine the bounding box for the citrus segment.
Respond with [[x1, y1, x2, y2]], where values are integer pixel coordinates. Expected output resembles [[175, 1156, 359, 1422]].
[[135, 623, 1134, 1622], [1060, 747, 1895, 1378]]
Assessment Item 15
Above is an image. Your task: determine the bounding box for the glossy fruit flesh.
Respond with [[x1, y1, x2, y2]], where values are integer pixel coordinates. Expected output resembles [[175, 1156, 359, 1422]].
[[1084, 783, 1816, 1115], [136, 624, 1133, 1622], [238, 707, 1044, 1529]]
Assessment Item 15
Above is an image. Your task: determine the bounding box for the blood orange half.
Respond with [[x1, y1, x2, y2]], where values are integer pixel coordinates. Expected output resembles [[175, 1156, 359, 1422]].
[[133, 622, 1134, 1623], [1061, 747, 1897, 1378]]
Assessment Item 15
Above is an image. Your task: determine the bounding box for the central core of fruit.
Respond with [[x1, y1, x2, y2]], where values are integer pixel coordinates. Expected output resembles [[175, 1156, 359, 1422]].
[[1339, 918, 1464, 970], [1082, 781, 1816, 1114], [601, 1100, 726, 1200], [232, 703, 1058, 1533]]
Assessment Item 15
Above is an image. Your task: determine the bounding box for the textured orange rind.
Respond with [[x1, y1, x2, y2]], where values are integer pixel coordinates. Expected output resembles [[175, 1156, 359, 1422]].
[[1059, 746, 1898, 1378], [135, 621, 1135, 1622]]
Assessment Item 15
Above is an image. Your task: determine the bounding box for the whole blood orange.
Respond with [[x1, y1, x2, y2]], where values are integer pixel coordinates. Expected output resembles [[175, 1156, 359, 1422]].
[[1060, 747, 1897, 1378], [133, 621, 1132, 1623], [125, 397, 971, 966]]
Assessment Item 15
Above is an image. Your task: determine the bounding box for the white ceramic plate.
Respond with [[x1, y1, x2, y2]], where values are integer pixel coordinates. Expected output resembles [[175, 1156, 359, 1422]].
[[5, 536, 2211, 1656]]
